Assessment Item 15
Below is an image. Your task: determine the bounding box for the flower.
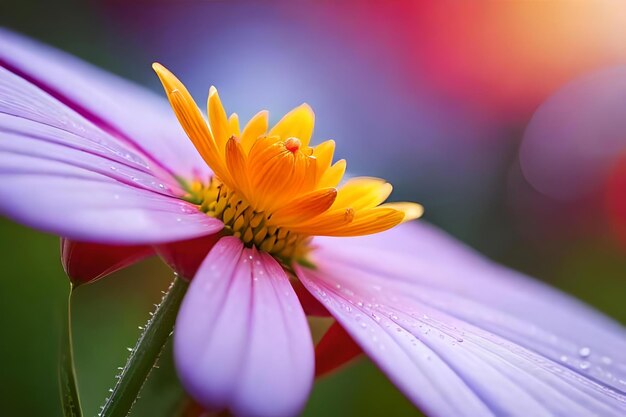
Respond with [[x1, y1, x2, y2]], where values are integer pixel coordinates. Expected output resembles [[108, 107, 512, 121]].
[[1, 28, 626, 417]]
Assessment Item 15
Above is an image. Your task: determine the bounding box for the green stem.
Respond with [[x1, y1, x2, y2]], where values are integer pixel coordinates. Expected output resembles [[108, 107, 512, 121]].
[[99, 274, 189, 417], [59, 284, 83, 417]]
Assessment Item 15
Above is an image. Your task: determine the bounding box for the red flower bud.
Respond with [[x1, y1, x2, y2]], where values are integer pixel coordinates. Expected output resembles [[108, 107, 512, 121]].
[[315, 321, 362, 378], [60, 239, 153, 285], [155, 233, 222, 280]]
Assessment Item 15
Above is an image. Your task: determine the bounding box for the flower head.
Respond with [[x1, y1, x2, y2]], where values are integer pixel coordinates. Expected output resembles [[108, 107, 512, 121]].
[[1, 28, 626, 417], [153, 63, 422, 263]]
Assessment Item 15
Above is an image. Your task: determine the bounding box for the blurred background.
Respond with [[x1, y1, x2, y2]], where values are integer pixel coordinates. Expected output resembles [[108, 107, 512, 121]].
[[2, 1, 626, 416]]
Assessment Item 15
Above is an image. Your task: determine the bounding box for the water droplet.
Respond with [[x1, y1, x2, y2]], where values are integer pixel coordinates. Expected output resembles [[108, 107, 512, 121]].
[[580, 361, 591, 370], [601, 356, 613, 365], [578, 347, 591, 358], [560, 355, 568, 362]]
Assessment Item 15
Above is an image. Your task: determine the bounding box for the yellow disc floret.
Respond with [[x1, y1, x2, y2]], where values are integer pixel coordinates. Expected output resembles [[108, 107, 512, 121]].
[[153, 63, 423, 264]]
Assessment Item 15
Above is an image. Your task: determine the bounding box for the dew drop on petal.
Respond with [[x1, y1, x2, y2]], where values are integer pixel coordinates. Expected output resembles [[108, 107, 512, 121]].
[[578, 347, 591, 358], [601, 356, 613, 365]]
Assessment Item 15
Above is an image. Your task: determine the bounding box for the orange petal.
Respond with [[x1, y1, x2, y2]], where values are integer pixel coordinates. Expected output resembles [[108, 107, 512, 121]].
[[270, 188, 337, 226], [225, 137, 251, 200], [289, 208, 355, 235]]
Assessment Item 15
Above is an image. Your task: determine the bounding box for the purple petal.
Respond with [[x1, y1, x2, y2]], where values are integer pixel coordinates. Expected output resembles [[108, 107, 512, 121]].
[[297, 222, 626, 417], [0, 67, 222, 244], [0, 27, 207, 178], [175, 237, 314, 417]]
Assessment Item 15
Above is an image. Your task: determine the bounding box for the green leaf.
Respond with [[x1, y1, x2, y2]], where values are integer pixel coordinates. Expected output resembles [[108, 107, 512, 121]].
[[59, 285, 83, 417], [99, 274, 189, 417]]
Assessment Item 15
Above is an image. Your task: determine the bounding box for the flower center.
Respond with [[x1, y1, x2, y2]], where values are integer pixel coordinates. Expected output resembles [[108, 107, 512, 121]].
[[185, 177, 314, 263]]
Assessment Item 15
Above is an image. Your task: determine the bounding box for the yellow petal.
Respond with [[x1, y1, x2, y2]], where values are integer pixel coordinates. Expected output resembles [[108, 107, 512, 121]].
[[318, 159, 346, 188], [334, 177, 393, 210], [152, 63, 227, 180], [312, 140, 335, 183], [269, 104, 315, 147], [241, 111, 269, 153], [228, 113, 241, 137], [380, 202, 424, 222], [208, 86, 230, 152]]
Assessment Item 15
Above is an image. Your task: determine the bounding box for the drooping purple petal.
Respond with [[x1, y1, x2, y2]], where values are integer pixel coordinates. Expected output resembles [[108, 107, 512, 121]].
[[174, 237, 314, 417], [0, 66, 222, 244], [297, 222, 626, 417], [0, 27, 207, 178]]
